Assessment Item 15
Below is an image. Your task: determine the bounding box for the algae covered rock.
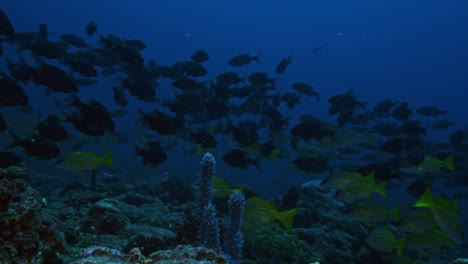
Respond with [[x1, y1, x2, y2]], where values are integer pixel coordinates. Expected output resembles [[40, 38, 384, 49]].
[[88, 198, 129, 234]]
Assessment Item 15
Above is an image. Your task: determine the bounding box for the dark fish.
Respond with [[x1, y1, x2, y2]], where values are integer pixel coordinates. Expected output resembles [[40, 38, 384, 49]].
[[222, 149, 261, 171], [392, 102, 412, 121], [164, 91, 206, 115], [5, 55, 32, 84], [0, 112, 6, 132], [0, 73, 29, 106], [172, 77, 205, 90], [275, 54, 292, 74], [311, 44, 328, 54], [20, 40, 68, 59], [370, 122, 400, 137], [0, 151, 23, 168], [380, 137, 423, 154], [293, 155, 329, 174], [231, 121, 260, 147], [292, 82, 319, 100], [64, 96, 115, 136], [416, 106, 447, 117], [450, 129, 468, 152], [248, 72, 276, 86], [85, 22, 98, 36], [16, 105, 33, 114], [432, 120, 455, 130], [0, 8, 15, 37], [216, 72, 244, 85], [372, 99, 398, 119], [399, 120, 427, 136], [188, 128, 218, 148], [172, 61, 207, 77], [30, 62, 79, 93], [63, 55, 97, 77], [35, 115, 68, 141], [7, 133, 60, 160], [290, 116, 335, 141], [191, 50, 209, 63], [60, 34, 88, 48], [281, 92, 301, 109], [328, 89, 366, 116], [133, 141, 167, 168], [228, 54, 259, 66], [0, 43, 3, 56], [137, 109, 184, 135], [112, 85, 128, 107]]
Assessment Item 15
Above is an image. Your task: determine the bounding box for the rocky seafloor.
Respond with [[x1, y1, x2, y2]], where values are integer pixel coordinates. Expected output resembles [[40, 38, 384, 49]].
[[1, 165, 467, 264]]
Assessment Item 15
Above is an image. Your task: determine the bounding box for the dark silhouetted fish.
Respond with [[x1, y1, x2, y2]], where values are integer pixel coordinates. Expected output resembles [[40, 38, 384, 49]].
[[416, 106, 447, 117], [228, 53, 259, 66], [133, 141, 167, 168], [64, 95, 115, 136], [222, 149, 261, 171], [7, 133, 60, 160], [0, 72, 29, 106], [275, 54, 292, 74], [35, 115, 68, 141], [191, 50, 209, 63], [60, 34, 89, 48], [85, 21, 98, 36], [0, 8, 15, 37]]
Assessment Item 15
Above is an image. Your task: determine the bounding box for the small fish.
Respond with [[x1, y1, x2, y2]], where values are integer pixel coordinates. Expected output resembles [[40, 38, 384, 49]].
[[348, 202, 401, 223], [244, 197, 298, 232], [275, 54, 292, 74], [85, 22, 98, 36], [191, 50, 209, 63], [413, 187, 463, 245], [404, 229, 453, 250], [366, 227, 406, 257], [227, 54, 259, 67], [400, 156, 454, 175], [211, 176, 243, 198], [57, 151, 113, 174]]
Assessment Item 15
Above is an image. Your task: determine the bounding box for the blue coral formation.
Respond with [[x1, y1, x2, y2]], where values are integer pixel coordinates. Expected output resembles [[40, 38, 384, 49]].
[[197, 153, 221, 250], [223, 190, 245, 263]]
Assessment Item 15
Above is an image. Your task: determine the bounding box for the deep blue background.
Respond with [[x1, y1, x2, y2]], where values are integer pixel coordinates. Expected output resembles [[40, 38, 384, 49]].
[[2, 1, 468, 198]]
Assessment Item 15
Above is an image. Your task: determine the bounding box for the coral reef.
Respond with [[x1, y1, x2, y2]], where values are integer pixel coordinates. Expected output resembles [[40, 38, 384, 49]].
[[0, 167, 68, 263]]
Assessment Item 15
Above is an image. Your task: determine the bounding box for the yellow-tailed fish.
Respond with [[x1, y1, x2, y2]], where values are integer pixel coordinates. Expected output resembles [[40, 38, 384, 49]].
[[404, 229, 453, 250], [366, 227, 406, 257], [349, 202, 401, 223], [57, 151, 112, 174], [401, 156, 454, 175], [211, 176, 243, 198], [413, 187, 463, 244], [399, 208, 437, 233], [322, 170, 375, 189], [244, 197, 298, 232]]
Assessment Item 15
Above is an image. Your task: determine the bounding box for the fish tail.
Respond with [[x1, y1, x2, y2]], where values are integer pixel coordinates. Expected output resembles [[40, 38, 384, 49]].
[[375, 180, 388, 198], [414, 187, 434, 208], [443, 156, 455, 171], [394, 237, 407, 257], [253, 55, 260, 63], [101, 151, 113, 167], [277, 208, 298, 232]]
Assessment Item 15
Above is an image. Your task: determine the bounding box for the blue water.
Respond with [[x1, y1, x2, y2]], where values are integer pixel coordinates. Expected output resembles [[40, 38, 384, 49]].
[[2, 1, 468, 263]]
